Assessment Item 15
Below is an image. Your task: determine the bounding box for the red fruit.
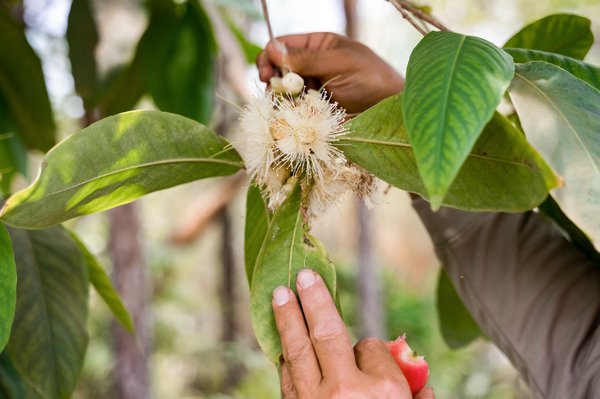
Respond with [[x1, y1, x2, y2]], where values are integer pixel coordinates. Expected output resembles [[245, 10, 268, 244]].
[[386, 334, 429, 395]]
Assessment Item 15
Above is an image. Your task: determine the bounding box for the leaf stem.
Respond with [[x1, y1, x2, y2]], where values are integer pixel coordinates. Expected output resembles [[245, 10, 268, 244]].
[[387, 0, 450, 35], [260, 0, 275, 42]]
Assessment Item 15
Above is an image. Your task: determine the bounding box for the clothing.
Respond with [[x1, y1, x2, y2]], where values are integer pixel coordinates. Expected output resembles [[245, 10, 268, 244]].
[[412, 198, 600, 399]]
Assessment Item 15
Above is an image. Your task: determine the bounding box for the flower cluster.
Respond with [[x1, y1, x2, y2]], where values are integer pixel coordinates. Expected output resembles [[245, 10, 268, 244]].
[[238, 72, 375, 218]]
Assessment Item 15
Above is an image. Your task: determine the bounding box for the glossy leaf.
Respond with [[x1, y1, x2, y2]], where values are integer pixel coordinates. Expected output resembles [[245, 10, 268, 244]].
[[504, 48, 600, 90], [403, 31, 515, 209], [141, 0, 217, 124], [436, 268, 482, 349], [0, 9, 55, 152], [504, 14, 593, 60], [0, 111, 243, 229], [342, 94, 558, 211], [244, 183, 270, 286], [0, 352, 27, 399], [66, 0, 99, 109], [250, 183, 337, 363], [538, 195, 600, 265], [509, 61, 600, 248], [0, 224, 16, 352], [69, 231, 135, 333], [6, 226, 88, 399]]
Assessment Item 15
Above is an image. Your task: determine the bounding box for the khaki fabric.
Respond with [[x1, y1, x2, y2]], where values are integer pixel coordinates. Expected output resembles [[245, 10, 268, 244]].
[[412, 198, 600, 399]]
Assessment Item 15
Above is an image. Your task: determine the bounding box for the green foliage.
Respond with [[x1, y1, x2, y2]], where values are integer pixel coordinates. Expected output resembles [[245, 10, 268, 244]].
[[6, 226, 89, 399], [0, 224, 16, 352], [402, 31, 515, 209], [96, 60, 145, 118], [342, 94, 558, 211], [244, 183, 270, 286], [436, 269, 482, 349], [66, 0, 99, 110], [68, 231, 135, 333], [0, 352, 27, 399], [0, 9, 55, 152], [0, 133, 27, 197], [509, 61, 600, 246], [250, 183, 337, 363], [139, 0, 218, 124], [0, 111, 242, 229], [504, 48, 600, 89], [504, 14, 593, 60]]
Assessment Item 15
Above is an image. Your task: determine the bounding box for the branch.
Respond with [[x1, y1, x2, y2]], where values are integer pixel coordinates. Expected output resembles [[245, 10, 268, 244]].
[[387, 0, 450, 35]]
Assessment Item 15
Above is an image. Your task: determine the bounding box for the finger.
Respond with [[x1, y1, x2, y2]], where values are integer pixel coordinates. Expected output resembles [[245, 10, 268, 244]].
[[415, 387, 435, 399], [272, 32, 340, 50], [354, 338, 402, 378], [280, 361, 297, 399], [265, 41, 348, 78], [296, 269, 356, 378], [272, 286, 321, 394], [256, 50, 275, 83]]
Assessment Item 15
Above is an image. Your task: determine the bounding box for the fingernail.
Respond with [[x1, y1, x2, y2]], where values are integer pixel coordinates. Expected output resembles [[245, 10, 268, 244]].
[[273, 286, 290, 306], [297, 269, 316, 289]]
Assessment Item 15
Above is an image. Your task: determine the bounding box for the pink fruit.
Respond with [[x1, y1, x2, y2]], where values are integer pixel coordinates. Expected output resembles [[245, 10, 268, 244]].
[[386, 334, 429, 395]]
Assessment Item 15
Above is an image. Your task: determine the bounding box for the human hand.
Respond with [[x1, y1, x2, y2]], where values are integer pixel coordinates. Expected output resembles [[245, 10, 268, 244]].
[[272, 268, 435, 399], [257, 32, 405, 114]]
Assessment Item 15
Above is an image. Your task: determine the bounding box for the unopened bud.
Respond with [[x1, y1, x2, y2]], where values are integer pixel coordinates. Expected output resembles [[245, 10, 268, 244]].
[[282, 72, 304, 96], [270, 77, 286, 94]]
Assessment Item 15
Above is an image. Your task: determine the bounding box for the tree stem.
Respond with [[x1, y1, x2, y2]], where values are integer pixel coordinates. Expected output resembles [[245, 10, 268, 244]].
[[387, 0, 450, 35]]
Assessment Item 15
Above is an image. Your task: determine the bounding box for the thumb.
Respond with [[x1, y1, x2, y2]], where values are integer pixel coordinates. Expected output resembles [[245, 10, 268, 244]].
[[265, 40, 325, 77]]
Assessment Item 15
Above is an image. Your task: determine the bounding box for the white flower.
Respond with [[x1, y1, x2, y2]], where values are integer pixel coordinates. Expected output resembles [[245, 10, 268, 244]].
[[274, 91, 347, 179], [238, 93, 276, 185], [238, 85, 373, 218]]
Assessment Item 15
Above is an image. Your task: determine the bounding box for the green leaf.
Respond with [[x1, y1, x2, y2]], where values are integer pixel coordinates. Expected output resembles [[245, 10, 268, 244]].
[[250, 182, 337, 363], [0, 352, 28, 399], [66, 0, 99, 109], [96, 60, 145, 117], [0, 110, 243, 229], [0, 9, 55, 152], [509, 61, 600, 248], [538, 195, 600, 265], [436, 268, 482, 349], [504, 14, 593, 60], [244, 183, 270, 286], [402, 31, 515, 209], [141, 0, 218, 124], [6, 226, 88, 399], [0, 133, 27, 197], [68, 231, 135, 333], [0, 224, 16, 352], [504, 48, 600, 90], [342, 94, 558, 211]]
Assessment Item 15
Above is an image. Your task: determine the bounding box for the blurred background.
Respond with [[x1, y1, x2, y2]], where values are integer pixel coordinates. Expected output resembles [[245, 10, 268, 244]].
[[7, 0, 599, 397]]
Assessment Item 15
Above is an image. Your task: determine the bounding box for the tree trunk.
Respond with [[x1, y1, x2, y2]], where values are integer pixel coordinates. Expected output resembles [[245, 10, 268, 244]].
[[109, 203, 152, 399]]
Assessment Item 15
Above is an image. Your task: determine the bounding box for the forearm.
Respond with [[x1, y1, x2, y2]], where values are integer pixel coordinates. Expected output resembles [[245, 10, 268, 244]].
[[412, 197, 600, 398]]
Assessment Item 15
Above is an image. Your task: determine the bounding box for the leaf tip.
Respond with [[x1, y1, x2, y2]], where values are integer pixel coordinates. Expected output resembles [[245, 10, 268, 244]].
[[429, 195, 444, 211]]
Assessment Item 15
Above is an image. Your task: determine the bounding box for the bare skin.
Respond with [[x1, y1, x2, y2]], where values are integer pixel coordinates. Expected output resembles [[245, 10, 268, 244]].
[[272, 269, 435, 399], [256, 32, 405, 114]]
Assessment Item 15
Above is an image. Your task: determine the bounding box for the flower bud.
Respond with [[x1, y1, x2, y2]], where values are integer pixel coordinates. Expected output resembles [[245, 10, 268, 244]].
[[270, 77, 286, 94], [282, 72, 304, 96]]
